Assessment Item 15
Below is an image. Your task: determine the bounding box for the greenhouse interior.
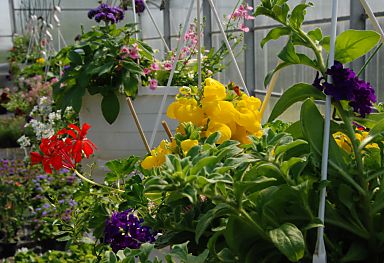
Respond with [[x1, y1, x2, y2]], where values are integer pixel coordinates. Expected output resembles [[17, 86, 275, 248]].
[[0, 0, 384, 262]]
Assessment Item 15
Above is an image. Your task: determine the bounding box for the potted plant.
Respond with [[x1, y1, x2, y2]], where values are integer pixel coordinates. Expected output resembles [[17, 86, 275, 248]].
[[53, 2, 250, 161]]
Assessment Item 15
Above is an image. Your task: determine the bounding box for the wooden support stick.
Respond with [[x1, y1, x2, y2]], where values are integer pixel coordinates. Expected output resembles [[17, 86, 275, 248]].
[[260, 62, 282, 119], [126, 97, 151, 154], [161, 120, 174, 141]]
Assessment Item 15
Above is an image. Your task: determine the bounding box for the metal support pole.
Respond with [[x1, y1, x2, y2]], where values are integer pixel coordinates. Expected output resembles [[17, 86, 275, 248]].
[[244, 0, 255, 94], [8, 0, 17, 34], [313, 1, 339, 262], [350, 0, 366, 78], [203, 0, 212, 49], [163, 0, 171, 51]]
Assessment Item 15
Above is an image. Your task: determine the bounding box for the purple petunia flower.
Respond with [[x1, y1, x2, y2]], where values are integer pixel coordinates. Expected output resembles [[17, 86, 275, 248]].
[[135, 0, 146, 13], [104, 209, 156, 252], [313, 61, 377, 117]]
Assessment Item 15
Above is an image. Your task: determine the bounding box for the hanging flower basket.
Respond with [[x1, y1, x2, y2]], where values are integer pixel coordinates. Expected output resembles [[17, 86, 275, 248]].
[[79, 86, 179, 163]]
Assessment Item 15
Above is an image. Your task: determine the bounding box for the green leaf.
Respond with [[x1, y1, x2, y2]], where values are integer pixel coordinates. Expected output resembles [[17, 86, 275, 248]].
[[307, 28, 323, 42], [268, 223, 305, 262], [268, 83, 325, 122], [261, 27, 291, 48], [69, 50, 82, 65], [101, 92, 120, 124], [102, 251, 117, 263], [274, 140, 308, 157], [264, 55, 319, 87], [300, 99, 347, 171], [360, 118, 384, 150], [323, 30, 381, 63], [123, 76, 139, 97], [289, 4, 310, 29], [195, 204, 231, 244], [278, 41, 300, 64], [272, 3, 290, 24], [340, 242, 368, 262]]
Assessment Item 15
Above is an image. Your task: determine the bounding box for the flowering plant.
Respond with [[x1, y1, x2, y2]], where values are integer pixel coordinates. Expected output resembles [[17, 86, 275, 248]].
[[1, 75, 57, 116], [142, 4, 251, 89], [54, 3, 154, 124], [141, 78, 262, 169], [255, 1, 384, 261]]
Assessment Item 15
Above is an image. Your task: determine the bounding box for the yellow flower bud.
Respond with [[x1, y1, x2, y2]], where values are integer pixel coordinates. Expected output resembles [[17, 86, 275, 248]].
[[181, 139, 199, 155]]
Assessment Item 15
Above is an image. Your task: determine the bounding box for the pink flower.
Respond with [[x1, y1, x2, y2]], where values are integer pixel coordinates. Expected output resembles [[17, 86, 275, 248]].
[[129, 44, 140, 60], [120, 46, 129, 54], [163, 62, 173, 71], [240, 23, 249, 32], [149, 79, 158, 90], [143, 68, 151, 75], [151, 63, 160, 71], [245, 14, 255, 20]]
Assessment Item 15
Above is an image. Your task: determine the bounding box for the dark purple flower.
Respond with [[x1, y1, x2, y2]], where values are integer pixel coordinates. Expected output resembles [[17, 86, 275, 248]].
[[135, 0, 146, 13], [104, 209, 156, 252], [313, 61, 377, 117], [88, 4, 125, 24], [63, 65, 71, 71]]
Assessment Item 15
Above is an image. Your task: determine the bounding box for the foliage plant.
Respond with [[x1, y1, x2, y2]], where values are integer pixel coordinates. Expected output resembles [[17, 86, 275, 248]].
[[0, 160, 80, 245], [253, 0, 383, 262], [53, 3, 153, 124]]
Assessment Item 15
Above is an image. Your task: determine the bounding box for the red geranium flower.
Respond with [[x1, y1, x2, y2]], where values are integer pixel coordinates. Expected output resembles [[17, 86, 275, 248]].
[[31, 123, 96, 174]]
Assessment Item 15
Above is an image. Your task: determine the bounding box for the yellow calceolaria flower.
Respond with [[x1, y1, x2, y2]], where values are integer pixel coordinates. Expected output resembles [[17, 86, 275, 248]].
[[234, 95, 262, 134], [333, 131, 379, 154], [167, 98, 205, 126], [141, 140, 173, 170], [203, 78, 227, 101], [181, 139, 199, 155], [333, 132, 352, 153], [356, 132, 379, 149], [36, 57, 45, 64], [205, 121, 232, 144], [202, 100, 237, 124]]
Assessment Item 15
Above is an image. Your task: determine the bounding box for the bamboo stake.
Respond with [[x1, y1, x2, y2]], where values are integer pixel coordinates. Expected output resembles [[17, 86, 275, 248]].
[[126, 97, 151, 154], [260, 61, 282, 119], [161, 121, 174, 141]]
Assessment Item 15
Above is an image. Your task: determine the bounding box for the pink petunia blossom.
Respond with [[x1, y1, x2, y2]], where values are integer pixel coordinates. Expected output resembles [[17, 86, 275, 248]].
[[143, 68, 151, 75], [163, 62, 173, 71], [149, 79, 158, 90], [240, 23, 249, 32], [129, 43, 140, 60], [150, 63, 160, 71]]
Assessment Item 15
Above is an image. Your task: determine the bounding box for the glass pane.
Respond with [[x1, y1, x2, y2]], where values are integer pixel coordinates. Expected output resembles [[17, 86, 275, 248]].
[[140, 4, 164, 39], [169, 0, 195, 36], [211, 0, 239, 32], [365, 17, 384, 100], [0, 1, 12, 36], [211, 32, 245, 85]]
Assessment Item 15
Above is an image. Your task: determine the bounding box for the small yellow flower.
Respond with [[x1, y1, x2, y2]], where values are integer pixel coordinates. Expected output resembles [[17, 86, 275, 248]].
[[181, 139, 199, 155], [36, 57, 45, 64], [141, 140, 173, 169], [333, 132, 352, 153]]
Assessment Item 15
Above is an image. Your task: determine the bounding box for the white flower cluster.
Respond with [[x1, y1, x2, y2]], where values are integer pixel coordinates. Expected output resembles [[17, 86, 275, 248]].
[[19, 96, 78, 154]]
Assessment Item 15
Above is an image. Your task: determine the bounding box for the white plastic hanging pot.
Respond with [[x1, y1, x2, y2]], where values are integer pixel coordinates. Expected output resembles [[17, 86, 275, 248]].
[[79, 87, 179, 163]]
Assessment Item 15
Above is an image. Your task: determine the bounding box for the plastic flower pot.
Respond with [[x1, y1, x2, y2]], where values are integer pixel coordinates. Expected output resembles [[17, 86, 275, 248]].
[[79, 86, 179, 167]]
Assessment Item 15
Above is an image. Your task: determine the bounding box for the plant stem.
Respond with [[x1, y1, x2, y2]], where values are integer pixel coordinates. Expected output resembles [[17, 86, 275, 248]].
[[297, 29, 327, 75], [72, 169, 124, 193], [334, 101, 376, 254], [239, 208, 269, 241]]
